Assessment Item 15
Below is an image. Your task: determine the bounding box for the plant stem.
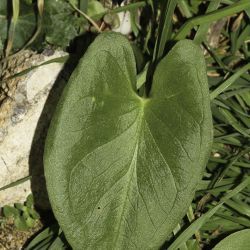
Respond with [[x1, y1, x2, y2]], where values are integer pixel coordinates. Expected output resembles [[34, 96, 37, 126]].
[[22, 0, 44, 50], [5, 0, 20, 56], [153, 0, 178, 61], [70, 2, 102, 32], [178, 0, 192, 18]]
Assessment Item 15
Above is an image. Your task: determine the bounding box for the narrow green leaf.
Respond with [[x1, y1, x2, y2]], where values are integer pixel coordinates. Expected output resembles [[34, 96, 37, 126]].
[[225, 198, 250, 217], [26, 194, 34, 208], [25, 224, 59, 250], [219, 108, 250, 137], [48, 235, 67, 250], [175, 0, 250, 40], [14, 216, 29, 230], [22, 0, 44, 50], [25, 216, 36, 228], [0, 176, 31, 191], [168, 177, 250, 250], [210, 63, 250, 100], [28, 208, 40, 220], [3, 205, 20, 218], [169, 203, 224, 250], [178, 0, 192, 18], [136, 62, 149, 90], [153, 0, 177, 61], [216, 212, 250, 227], [194, 0, 221, 44], [0, 55, 69, 87], [6, 0, 20, 56], [1, 0, 37, 54]]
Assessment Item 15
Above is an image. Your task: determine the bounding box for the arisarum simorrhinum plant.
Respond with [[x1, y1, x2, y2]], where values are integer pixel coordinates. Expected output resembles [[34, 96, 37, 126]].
[[44, 32, 213, 249]]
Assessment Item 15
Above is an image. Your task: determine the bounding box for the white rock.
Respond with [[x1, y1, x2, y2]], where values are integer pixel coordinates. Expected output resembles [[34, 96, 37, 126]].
[[0, 51, 67, 209], [113, 11, 132, 35], [113, 2, 132, 35]]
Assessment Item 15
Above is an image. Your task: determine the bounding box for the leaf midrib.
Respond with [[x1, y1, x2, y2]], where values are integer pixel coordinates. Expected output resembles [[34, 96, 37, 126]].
[[112, 104, 144, 249], [113, 98, 180, 248]]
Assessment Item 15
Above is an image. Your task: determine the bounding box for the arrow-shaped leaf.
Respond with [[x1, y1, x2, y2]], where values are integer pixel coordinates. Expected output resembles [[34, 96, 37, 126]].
[[44, 32, 212, 249]]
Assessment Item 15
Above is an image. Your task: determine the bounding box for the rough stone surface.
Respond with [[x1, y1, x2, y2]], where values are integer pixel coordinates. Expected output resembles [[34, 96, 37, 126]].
[[0, 50, 67, 209]]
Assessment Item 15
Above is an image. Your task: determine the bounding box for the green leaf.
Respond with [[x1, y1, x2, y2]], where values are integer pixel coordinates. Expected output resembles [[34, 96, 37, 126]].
[[14, 216, 29, 230], [25, 216, 36, 228], [3, 205, 20, 218], [44, 32, 212, 249], [23, 210, 30, 219], [25, 224, 60, 250], [0, 0, 36, 51], [153, 0, 178, 61], [87, 0, 106, 16], [26, 194, 34, 208], [44, 0, 79, 48], [213, 229, 250, 250], [28, 208, 40, 220], [48, 234, 68, 250], [14, 202, 26, 211], [0, 39, 3, 55]]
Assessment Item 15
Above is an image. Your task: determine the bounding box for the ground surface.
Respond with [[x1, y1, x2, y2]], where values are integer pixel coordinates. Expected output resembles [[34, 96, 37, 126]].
[[0, 217, 42, 250]]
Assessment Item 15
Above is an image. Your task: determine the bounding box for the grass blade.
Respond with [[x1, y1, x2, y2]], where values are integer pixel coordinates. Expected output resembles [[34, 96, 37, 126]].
[[168, 177, 250, 250], [0, 55, 69, 87], [0, 176, 31, 191], [178, 0, 192, 18], [25, 224, 59, 250], [194, 0, 221, 44], [22, 0, 44, 50], [219, 108, 250, 137], [5, 0, 20, 56], [210, 63, 250, 100], [153, 0, 178, 61], [175, 0, 250, 40]]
